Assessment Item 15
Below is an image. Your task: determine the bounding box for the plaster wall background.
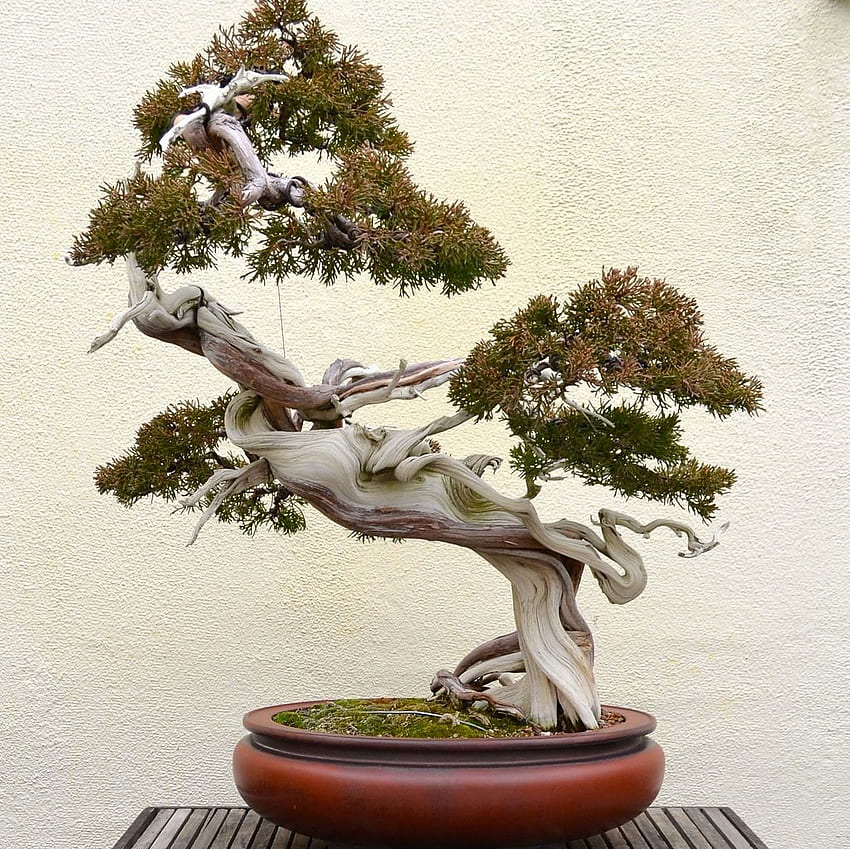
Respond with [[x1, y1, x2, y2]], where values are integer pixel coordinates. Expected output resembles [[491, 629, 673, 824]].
[[1, 2, 848, 848]]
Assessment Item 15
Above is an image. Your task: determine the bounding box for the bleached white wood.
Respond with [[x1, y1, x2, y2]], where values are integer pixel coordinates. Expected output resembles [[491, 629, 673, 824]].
[[90, 249, 721, 727], [88, 68, 723, 729], [160, 68, 291, 150], [208, 389, 717, 726]]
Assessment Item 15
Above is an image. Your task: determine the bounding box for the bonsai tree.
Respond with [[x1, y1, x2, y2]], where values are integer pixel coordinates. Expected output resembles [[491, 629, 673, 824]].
[[71, 0, 761, 732]]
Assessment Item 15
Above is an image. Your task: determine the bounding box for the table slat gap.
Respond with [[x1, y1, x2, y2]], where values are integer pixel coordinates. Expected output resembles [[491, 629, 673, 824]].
[[631, 812, 673, 849], [213, 808, 249, 848], [717, 809, 771, 849], [645, 809, 696, 849], [287, 830, 313, 849], [271, 825, 292, 849], [665, 808, 714, 849], [112, 808, 160, 849], [602, 826, 631, 849], [247, 818, 277, 849], [698, 809, 756, 849], [620, 819, 652, 849], [131, 810, 179, 849], [148, 808, 193, 849], [263, 825, 292, 849], [189, 808, 231, 849], [585, 834, 609, 849], [169, 809, 215, 849], [229, 810, 263, 849], [683, 809, 737, 849]]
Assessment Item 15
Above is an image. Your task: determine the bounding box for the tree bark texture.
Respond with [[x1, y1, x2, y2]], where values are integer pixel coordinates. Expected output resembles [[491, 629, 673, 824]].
[[88, 73, 717, 729]]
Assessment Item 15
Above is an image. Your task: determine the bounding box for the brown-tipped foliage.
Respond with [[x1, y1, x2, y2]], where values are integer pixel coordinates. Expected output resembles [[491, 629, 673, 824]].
[[77, 5, 758, 532], [450, 268, 763, 519], [133, 0, 411, 161], [95, 395, 306, 536], [250, 148, 509, 294], [70, 151, 256, 271], [73, 0, 506, 293]]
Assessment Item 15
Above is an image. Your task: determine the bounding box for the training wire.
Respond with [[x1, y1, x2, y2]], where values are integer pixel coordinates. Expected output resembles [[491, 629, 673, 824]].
[[277, 281, 286, 358]]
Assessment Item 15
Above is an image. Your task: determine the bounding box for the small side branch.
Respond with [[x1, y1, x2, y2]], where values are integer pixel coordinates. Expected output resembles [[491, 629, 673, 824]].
[[336, 358, 465, 415], [199, 112, 308, 208], [180, 458, 272, 545], [89, 291, 157, 353], [97, 258, 469, 428], [592, 510, 729, 559], [553, 508, 725, 604]]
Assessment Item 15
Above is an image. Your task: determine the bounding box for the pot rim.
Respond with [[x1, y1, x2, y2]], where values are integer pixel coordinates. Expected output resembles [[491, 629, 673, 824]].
[[242, 700, 656, 750]]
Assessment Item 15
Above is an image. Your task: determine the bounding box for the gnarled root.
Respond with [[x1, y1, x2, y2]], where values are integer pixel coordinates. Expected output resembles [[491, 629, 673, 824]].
[[430, 549, 599, 729], [430, 670, 528, 721]]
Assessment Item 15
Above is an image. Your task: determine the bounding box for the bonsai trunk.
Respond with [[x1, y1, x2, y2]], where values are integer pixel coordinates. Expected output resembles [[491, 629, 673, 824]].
[[92, 254, 717, 729], [85, 69, 721, 729]]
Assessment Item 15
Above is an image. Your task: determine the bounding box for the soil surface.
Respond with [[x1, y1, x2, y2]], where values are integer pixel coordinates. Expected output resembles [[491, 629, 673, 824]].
[[272, 697, 625, 738]]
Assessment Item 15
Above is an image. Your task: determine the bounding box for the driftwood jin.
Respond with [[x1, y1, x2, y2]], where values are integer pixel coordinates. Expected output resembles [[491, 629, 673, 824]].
[[72, 0, 762, 732]]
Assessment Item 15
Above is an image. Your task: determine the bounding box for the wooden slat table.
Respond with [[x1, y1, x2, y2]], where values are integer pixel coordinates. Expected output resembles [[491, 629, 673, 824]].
[[110, 806, 771, 848]]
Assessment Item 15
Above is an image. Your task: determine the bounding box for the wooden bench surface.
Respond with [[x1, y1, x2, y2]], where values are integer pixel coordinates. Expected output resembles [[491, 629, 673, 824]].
[[110, 806, 770, 849]]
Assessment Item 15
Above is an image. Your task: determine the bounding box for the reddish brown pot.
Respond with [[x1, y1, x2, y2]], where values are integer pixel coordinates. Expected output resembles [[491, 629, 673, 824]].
[[233, 701, 664, 849]]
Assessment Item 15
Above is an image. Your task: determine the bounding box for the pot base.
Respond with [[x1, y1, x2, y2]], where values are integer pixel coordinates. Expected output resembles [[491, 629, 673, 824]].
[[233, 702, 664, 849]]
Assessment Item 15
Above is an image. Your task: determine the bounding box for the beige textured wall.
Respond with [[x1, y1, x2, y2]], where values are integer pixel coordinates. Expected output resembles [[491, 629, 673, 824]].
[[2, 2, 848, 848]]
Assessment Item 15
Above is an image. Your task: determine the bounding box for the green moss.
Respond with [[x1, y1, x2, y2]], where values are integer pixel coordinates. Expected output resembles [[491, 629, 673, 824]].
[[272, 697, 623, 738], [272, 698, 529, 738]]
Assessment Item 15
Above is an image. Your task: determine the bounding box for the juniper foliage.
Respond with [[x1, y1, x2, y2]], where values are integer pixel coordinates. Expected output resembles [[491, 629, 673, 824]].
[[449, 268, 763, 519], [70, 0, 508, 295], [95, 395, 306, 536], [249, 148, 507, 294], [77, 4, 761, 534]]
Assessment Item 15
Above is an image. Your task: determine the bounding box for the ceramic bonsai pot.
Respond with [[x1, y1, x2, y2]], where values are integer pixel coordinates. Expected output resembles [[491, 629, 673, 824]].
[[233, 700, 664, 849]]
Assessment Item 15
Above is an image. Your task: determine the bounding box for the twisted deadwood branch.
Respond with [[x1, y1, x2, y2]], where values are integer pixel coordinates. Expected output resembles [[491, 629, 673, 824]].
[[91, 253, 720, 728], [87, 69, 723, 730], [194, 390, 713, 728]]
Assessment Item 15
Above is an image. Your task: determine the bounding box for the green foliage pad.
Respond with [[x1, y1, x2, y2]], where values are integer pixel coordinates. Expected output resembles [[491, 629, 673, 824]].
[[450, 267, 763, 518], [70, 0, 508, 296], [95, 394, 306, 536], [78, 5, 761, 540]]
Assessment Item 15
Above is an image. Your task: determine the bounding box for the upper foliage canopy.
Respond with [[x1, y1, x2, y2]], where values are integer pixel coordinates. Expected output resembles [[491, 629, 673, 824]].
[[70, 0, 508, 295], [80, 3, 761, 532]]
